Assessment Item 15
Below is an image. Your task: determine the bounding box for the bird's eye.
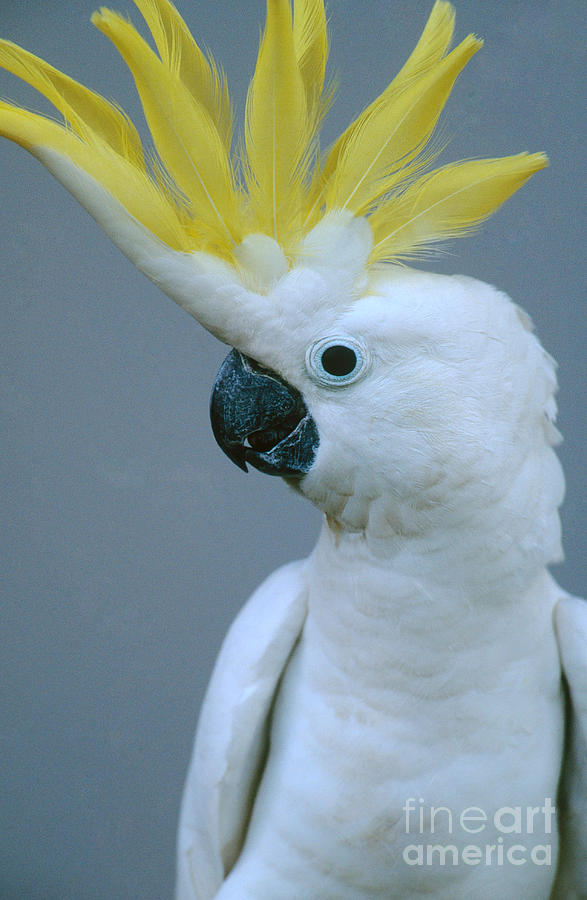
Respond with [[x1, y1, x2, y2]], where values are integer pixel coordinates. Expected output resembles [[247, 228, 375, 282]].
[[306, 336, 370, 387]]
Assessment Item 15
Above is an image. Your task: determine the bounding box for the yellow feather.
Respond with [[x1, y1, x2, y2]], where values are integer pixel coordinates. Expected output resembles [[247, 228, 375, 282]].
[[391, 0, 456, 78], [0, 100, 192, 250], [322, 34, 482, 216], [314, 0, 456, 207], [92, 7, 241, 252], [0, 0, 548, 268], [293, 0, 329, 119], [369, 153, 549, 263], [0, 39, 144, 166], [243, 0, 311, 245], [293, 0, 336, 230], [131, 0, 233, 149]]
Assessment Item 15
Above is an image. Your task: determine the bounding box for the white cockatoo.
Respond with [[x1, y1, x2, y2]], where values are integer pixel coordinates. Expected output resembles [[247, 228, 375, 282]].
[[1, 1, 584, 897]]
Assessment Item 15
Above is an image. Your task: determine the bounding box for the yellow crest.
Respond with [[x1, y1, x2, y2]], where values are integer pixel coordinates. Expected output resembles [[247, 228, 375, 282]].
[[0, 0, 546, 265]]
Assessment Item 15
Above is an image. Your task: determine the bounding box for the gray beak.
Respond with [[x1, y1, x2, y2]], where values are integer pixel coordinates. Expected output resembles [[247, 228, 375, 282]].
[[210, 349, 319, 477]]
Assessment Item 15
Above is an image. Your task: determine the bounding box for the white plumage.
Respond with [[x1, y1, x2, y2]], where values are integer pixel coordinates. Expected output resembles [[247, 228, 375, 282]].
[[0, 1, 584, 897], [175, 227, 586, 898]]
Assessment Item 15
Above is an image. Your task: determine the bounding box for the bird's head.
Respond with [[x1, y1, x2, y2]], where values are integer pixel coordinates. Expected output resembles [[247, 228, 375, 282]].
[[205, 215, 563, 565], [1, 0, 560, 559]]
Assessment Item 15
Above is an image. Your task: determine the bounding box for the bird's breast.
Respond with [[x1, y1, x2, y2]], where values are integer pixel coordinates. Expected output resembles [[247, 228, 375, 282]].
[[222, 560, 564, 898]]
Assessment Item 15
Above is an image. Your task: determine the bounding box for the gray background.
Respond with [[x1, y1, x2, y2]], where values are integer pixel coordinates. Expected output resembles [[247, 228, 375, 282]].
[[0, 1, 584, 897]]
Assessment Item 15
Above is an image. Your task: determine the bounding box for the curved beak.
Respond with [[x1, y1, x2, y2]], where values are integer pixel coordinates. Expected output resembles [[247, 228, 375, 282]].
[[210, 349, 319, 477]]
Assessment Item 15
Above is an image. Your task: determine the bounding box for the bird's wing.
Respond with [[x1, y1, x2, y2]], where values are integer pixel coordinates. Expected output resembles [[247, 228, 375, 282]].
[[175, 558, 309, 900], [552, 592, 587, 898]]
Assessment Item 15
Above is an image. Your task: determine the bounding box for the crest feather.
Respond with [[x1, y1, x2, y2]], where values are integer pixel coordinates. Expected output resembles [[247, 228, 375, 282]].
[[0, 0, 547, 269], [369, 153, 549, 262], [315, 0, 456, 205], [0, 38, 144, 165], [293, 0, 332, 130], [92, 7, 241, 254], [132, 0, 233, 149], [320, 34, 483, 217], [243, 0, 313, 246]]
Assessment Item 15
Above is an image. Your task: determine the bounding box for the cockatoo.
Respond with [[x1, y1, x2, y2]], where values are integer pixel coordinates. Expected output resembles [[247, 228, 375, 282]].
[[1, 1, 584, 897]]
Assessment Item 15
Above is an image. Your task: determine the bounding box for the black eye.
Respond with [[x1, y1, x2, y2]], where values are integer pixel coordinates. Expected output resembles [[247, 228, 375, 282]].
[[320, 344, 358, 377], [306, 336, 370, 387]]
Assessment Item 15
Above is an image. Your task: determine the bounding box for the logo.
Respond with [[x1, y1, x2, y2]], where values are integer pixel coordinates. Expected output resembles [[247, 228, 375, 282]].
[[401, 798, 556, 867]]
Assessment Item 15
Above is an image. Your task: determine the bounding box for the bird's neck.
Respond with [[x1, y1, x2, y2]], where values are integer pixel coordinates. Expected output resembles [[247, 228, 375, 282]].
[[305, 516, 559, 687]]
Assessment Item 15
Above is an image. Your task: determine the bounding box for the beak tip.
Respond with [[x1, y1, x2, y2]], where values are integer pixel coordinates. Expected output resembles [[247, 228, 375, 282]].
[[226, 443, 249, 473]]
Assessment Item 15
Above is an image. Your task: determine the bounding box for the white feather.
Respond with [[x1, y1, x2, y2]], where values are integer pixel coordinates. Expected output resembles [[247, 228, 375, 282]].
[[177, 262, 580, 899]]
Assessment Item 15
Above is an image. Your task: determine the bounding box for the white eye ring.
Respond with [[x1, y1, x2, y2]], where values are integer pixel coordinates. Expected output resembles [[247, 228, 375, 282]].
[[306, 336, 370, 387]]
